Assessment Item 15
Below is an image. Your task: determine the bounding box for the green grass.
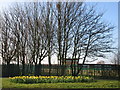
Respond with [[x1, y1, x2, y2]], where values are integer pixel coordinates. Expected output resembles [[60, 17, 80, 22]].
[[2, 78, 120, 88]]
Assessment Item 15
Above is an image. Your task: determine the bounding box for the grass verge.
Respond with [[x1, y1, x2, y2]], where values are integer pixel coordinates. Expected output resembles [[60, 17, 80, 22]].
[[2, 78, 120, 88]]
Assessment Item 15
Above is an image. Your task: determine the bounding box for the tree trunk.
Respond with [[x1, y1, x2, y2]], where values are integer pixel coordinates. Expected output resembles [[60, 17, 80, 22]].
[[22, 60, 25, 76], [34, 64, 38, 76], [48, 54, 52, 76], [7, 61, 10, 77], [76, 35, 91, 75], [16, 57, 20, 76], [39, 60, 42, 76]]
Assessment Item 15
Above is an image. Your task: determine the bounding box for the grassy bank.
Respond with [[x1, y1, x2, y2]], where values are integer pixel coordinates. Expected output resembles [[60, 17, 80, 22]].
[[2, 78, 120, 88]]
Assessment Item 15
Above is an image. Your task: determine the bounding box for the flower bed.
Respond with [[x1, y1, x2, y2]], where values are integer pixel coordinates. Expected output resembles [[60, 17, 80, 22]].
[[9, 76, 94, 83]]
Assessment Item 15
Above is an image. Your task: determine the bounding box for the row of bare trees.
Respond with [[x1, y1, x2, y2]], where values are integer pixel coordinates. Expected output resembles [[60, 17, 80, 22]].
[[0, 2, 114, 76]]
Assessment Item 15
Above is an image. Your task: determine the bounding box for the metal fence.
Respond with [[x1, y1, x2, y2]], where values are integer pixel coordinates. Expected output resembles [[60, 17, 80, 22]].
[[1, 64, 120, 79]]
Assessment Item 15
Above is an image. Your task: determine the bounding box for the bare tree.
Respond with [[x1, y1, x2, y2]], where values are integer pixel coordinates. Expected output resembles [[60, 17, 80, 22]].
[[40, 2, 56, 75], [24, 2, 51, 75], [70, 5, 114, 76], [0, 10, 18, 76], [1, 10, 17, 65], [54, 2, 84, 75], [9, 4, 29, 75], [111, 51, 119, 65]]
